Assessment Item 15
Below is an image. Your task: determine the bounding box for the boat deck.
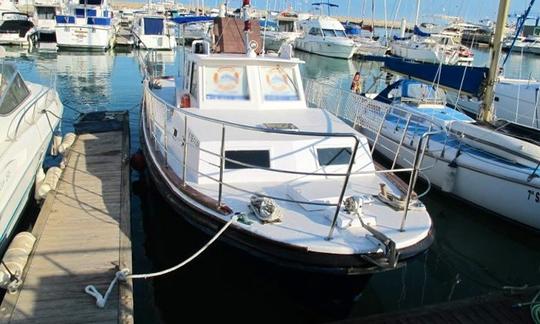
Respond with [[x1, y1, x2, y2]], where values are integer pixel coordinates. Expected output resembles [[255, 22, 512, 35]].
[[0, 111, 133, 323]]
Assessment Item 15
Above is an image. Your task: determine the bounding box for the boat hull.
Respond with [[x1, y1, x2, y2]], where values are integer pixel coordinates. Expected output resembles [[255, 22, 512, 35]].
[[55, 24, 114, 50], [294, 39, 356, 59], [133, 33, 177, 50], [363, 127, 540, 230], [139, 102, 434, 275]]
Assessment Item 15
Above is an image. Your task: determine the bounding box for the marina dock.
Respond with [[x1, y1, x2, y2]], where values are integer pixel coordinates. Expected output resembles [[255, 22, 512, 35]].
[[0, 111, 133, 323]]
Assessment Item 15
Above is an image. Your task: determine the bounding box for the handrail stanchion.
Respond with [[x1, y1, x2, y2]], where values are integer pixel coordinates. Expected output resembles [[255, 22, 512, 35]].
[[217, 125, 226, 207], [370, 109, 389, 155], [182, 115, 188, 184], [391, 114, 412, 170], [327, 136, 360, 240], [399, 132, 437, 232]]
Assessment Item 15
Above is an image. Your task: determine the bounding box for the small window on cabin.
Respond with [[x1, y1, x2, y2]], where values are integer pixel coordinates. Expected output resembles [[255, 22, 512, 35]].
[[205, 66, 249, 101], [317, 147, 352, 166], [37, 7, 56, 19], [322, 29, 336, 37], [334, 30, 347, 37], [308, 28, 321, 36], [190, 63, 198, 98], [260, 66, 299, 101], [0, 73, 30, 115], [225, 150, 270, 169]]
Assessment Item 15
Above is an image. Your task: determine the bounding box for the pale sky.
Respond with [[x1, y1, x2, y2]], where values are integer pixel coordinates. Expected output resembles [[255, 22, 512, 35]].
[[178, 0, 539, 23]]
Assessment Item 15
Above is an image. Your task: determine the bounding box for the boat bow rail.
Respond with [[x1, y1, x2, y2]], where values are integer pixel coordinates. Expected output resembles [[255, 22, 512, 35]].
[[143, 78, 431, 242]]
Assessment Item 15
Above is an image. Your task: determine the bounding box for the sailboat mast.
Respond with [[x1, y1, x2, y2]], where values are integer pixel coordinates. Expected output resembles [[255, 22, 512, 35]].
[[414, 0, 420, 27], [480, 0, 511, 123]]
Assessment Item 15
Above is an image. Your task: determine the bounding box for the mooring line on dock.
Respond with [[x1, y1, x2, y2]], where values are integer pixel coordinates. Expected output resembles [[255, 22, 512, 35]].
[[85, 214, 239, 308]]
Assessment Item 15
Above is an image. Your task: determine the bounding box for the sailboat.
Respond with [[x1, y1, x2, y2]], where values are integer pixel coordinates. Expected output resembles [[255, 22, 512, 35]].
[[390, 0, 472, 65], [140, 1, 434, 275], [307, 0, 540, 229]]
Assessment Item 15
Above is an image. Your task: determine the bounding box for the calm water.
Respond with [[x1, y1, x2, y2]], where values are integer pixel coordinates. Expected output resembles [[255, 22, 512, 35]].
[[6, 45, 540, 323]]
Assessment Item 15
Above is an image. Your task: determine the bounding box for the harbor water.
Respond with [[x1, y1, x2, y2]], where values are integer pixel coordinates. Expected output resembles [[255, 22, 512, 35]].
[[6, 46, 540, 323]]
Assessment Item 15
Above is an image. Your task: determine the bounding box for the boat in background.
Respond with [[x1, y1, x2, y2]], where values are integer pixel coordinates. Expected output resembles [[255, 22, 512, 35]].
[[295, 15, 356, 59], [262, 11, 302, 52], [0, 1, 35, 46], [55, 0, 117, 51], [30, 0, 62, 49], [132, 13, 177, 50], [0, 49, 64, 253]]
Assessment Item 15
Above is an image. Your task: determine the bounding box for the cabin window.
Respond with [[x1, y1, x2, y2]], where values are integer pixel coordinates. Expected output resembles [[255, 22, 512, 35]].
[[334, 30, 347, 37], [205, 66, 249, 101], [308, 28, 321, 36], [317, 147, 352, 166], [37, 7, 56, 19], [79, 0, 103, 5], [225, 150, 270, 169], [260, 66, 299, 101], [0, 73, 30, 115]]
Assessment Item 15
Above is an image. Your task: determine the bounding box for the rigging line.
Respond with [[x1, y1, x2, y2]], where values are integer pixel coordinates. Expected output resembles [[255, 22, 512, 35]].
[[503, 0, 537, 67]]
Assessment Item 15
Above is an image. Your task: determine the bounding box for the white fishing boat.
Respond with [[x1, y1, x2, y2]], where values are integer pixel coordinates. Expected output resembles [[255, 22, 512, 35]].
[[132, 13, 177, 50], [307, 0, 540, 230], [139, 4, 434, 275], [295, 15, 356, 60], [55, 0, 116, 50], [0, 1, 35, 46], [0, 54, 64, 253], [31, 0, 62, 46]]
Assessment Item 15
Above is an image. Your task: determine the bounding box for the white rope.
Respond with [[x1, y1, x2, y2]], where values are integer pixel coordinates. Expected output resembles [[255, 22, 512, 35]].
[[84, 215, 238, 308]]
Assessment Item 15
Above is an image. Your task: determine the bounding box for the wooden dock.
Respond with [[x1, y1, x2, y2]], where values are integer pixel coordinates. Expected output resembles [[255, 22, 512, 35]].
[[0, 111, 133, 323]]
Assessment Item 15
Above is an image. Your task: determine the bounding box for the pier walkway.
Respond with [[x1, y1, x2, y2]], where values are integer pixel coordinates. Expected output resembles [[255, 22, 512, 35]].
[[0, 111, 133, 324]]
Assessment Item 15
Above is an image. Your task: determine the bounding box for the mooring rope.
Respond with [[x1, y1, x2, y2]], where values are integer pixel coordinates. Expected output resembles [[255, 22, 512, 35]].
[[85, 215, 238, 308]]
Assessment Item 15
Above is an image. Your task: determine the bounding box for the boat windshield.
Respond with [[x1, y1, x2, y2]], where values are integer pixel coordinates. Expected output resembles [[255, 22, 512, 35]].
[[0, 64, 30, 115], [205, 66, 250, 101], [401, 82, 446, 106], [322, 29, 347, 37]]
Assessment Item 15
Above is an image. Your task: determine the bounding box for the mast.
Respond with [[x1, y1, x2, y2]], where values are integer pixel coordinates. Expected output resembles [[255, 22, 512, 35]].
[[371, 0, 374, 38], [414, 0, 420, 27], [479, 0, 511, 123]]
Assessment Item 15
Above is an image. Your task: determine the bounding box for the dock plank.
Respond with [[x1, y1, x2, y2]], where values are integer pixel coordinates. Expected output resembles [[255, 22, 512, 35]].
[[0, 112, 132, 324]]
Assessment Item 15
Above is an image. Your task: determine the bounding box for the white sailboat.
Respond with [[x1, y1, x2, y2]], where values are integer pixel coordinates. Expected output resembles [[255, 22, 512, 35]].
[[307, 0, 540, 229], [55, 0, 116, 50], [0, 52, 64, 253], [139, 2, 434, 275], [390, 0, 472, 65]]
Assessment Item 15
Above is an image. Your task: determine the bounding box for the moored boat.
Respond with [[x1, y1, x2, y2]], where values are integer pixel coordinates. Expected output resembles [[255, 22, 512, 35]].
[[0, 51, 64, 254], [139, 3, 434, 275]]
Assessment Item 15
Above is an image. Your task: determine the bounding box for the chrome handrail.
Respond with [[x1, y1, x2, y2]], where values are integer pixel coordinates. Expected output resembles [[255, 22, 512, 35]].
[[144, 78, 435, 238]]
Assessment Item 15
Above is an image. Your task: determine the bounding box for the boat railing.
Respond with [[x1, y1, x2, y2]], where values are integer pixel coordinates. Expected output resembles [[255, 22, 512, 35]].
[[144, 78, 434, 238], [305, 78, 444, 170]]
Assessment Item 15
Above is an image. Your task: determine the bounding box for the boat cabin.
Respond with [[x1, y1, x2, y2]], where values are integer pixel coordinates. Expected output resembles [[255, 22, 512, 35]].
[[55, 0, 112, 27], [299, 16, 348, 38]]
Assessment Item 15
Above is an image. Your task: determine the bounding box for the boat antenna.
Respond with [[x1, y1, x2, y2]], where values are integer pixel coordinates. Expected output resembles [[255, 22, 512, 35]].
[[502, 0, 536, 67], [479, 0, 511, 123]]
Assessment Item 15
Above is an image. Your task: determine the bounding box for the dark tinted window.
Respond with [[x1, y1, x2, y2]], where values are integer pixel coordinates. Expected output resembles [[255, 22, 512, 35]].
[[225, 150, 270, 169], [317, 147, 352, 166], [0, 73, 30, 115]]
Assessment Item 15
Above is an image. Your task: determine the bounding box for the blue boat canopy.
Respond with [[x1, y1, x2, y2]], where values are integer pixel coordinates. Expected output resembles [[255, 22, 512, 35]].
[[171, 16, 214, 24], [384, 57, 488, 97], [413, 25, 431, 37], [144, 17, 164, 35]]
